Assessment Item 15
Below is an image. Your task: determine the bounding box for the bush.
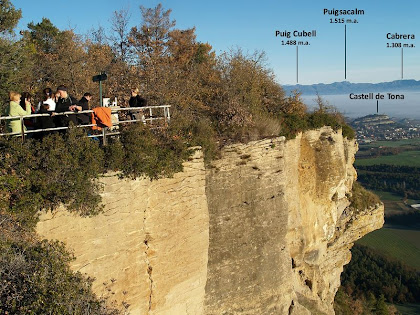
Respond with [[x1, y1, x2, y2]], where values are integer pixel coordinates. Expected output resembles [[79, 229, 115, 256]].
[[341, 124, 355, 140], [278, 110, 355, 141], [169, 111, 220, 164], [279, 114, 309, 139], [0, 212, 118, 314], [103, 138, 125, 171], [348, 182, 381, 211], [308, 111, 341, 130], [0, 128, 104, 228], [115, 123, 191, 179]]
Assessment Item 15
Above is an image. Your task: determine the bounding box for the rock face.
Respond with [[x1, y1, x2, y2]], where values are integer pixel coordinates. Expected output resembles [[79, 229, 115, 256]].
[[37, 127, 384, 314], [37, 150, 209, 314]]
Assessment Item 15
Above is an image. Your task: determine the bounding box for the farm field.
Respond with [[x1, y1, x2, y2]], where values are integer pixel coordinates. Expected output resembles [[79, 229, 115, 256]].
[[383, 200, 413, 216], [359, 138, 420, 148], [354, 150, 420, 167], [393, 303, 420, 315], [380, 198, 418, 216], [371, 190, 403, 201], [370, 190, 411, 216], [393, 228, 420, 249], [357, 228, 420, 270]]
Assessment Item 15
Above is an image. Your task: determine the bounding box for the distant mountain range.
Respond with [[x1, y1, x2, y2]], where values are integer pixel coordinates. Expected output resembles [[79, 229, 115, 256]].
[[283, 80, 420, 95]]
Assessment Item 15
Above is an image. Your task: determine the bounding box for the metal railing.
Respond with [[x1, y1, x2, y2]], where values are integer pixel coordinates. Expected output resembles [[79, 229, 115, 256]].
[[0, 105, 171, 144]]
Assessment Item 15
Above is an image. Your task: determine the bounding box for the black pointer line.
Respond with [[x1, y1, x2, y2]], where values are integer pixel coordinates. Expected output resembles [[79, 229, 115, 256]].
[[345, 24, 347, 80], [401, 48, 404, 79], [297, 46, 299, 83]]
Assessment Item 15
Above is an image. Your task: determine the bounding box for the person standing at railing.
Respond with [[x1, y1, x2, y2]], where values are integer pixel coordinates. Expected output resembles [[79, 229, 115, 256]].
[[54, 90, 60, 104], [36, 88, 56, 113], [20, 92, 36, 129], [128, 87, 147, 121], [55, 85, 79, 127], [74, 92, 92, 125], [34, 102, 56, 139], [5, 91, 31, 134], [129, 87, 147, 108]]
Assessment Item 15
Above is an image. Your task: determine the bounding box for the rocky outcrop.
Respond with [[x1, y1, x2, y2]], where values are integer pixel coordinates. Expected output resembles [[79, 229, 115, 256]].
[[282, 129, 384, 314], [37, 127, 384, 314]]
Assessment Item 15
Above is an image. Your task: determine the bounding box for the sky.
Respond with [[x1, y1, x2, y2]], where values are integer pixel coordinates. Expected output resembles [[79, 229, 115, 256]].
[[11, 0, 420, 85]]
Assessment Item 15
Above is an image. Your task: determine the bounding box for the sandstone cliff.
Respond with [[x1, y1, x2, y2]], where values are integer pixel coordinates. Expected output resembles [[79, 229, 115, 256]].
[[37, 126, 384, 314]]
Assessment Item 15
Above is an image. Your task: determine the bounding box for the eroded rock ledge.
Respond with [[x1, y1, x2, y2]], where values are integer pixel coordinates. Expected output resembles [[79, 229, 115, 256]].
[[37, 127, 384, 314]]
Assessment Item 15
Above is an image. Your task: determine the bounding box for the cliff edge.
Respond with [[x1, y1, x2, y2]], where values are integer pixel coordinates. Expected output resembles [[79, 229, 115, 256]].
[[37, 126, 384, 314]]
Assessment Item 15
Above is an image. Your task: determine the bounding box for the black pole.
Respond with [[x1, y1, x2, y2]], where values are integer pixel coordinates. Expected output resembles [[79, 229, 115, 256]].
[[99, 81, 103, 107]]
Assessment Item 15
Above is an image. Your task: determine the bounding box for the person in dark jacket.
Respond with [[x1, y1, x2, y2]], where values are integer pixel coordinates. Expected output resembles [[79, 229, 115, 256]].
[[76, 92, 92, 125], [34, 103, 56, 139], [129, 88, 147, 107], [55, 85, 79, 126], [128, 88, 147, 121]]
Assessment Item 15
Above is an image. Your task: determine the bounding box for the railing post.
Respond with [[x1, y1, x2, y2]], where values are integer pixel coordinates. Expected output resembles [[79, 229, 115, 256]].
[[20, 117, 25, 141], [166, 106, 171, 122], [149, 107, 153, 125], [102, 127, 107, 146]]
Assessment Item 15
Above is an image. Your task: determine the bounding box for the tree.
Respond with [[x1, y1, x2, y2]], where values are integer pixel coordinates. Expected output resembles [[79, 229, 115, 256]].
[[107, 8, 137, 104], [0, 0, 27, 112], [27, 17, 60, 54], [129, 3, 176, 102], [110, 7, 132, 63], [130, 4, 175, 63], [0, 0, 21, 36], [0, 37, 33, 113], [281, 90, 307, 116], [375, 294, 389, 315], [54, 30, 90, 96], [20, 18, 63, 92], [23, 20, 90, 97]]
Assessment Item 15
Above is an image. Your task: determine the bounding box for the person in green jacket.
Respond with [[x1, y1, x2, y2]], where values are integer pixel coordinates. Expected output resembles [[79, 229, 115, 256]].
[[5, 91, 32, 134]]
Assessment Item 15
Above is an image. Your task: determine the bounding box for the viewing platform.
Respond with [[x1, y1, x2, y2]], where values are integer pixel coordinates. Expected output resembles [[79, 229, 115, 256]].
[[0, 105, 171, 144]]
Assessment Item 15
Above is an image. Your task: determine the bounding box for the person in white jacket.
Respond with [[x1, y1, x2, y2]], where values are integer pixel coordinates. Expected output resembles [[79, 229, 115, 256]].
[[36, 87, 56, 112]]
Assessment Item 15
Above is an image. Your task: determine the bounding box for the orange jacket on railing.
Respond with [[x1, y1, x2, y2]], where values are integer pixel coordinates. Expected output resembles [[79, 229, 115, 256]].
[[91, 107, 112, 130]]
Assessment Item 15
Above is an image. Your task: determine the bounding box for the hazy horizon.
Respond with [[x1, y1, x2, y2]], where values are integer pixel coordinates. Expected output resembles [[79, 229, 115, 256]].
[[302, 91, 420, 120]]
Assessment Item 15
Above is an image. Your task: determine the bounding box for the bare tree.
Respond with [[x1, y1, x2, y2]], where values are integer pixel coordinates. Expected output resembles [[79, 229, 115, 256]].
[[110, 7, 132, 63]]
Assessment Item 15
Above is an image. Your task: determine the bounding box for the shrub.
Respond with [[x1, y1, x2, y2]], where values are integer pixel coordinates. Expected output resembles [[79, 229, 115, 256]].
[[348, 182, 381, 210], [341, 124, 355, 140], [279, 113, 308, 139], [0, 127, 105, 228], [103, 137, 125, 171], [116, 123, 191, 179], [0, 212, 118, 314], [277, 109, 355, 141], [169, 111, 220, 164], [308, 111, 341, 130]]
